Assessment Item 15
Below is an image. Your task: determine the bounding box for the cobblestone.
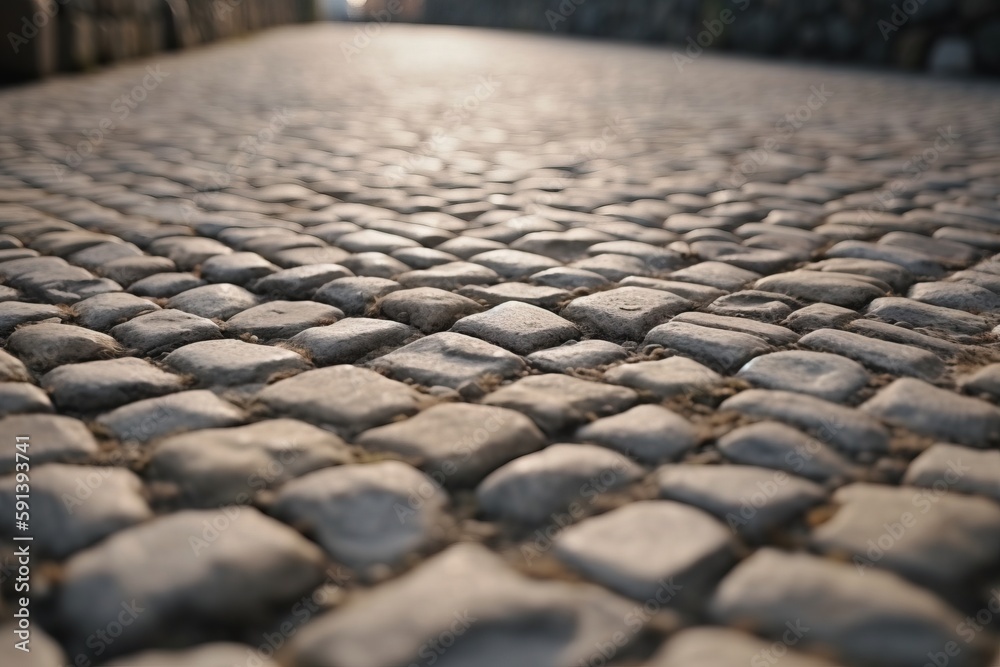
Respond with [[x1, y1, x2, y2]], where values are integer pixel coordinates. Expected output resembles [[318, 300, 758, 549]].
[[3, 21, 1000, 666]]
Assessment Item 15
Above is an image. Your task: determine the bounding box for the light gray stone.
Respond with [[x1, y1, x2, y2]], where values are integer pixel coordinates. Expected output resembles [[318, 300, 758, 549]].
[[561, 287, 692, 342], [163, 339, 310, 387], [576, 404, 698, 464], [604, 357, 722, 399], [643, 321, 772, 374], [737, 351, 869, 403], [0, 415, 98, 473], [717, 421, 859, 483], [451, 301, 579, 355], [903, 443, 1000, 502], [799, 328, 945, 381]]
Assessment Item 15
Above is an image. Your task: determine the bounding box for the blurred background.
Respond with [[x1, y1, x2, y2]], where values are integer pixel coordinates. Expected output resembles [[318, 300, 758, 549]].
[[1, 0, 998, 81]]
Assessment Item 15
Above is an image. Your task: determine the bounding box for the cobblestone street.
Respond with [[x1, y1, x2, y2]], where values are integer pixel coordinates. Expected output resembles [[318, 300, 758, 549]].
[[2, 20, 1000, 667]]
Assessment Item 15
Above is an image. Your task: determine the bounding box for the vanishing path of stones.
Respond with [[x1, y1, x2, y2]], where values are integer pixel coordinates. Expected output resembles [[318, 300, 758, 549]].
[[1, 21, 1000, 667]]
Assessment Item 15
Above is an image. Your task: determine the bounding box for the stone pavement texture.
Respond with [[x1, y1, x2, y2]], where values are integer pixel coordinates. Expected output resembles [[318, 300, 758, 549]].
[[0, 20, 1000, 667]]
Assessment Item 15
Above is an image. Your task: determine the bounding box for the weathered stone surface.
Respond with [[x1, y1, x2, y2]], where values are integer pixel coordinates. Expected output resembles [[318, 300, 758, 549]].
[[111, 309, 223, 357], [756, 270, 888, 308], [0, 415, 98, 472], [0, 382, 52, 416], [457, 281, 570, 309], [271, 461, 449, 570], [482, 374, 638, 434], [371, 332, 525, 394], [451, 301, 579, 355], [252, 263, 354, 299], [866, 297, 990, 336], [56, 509, 327, 662], [288, 543, 639, 667], [813, 483, 1000, 590], [72, 292, 160, 332], [526, 340, 628, 373], [576, 404, 698, 464], [0, 464, 151, 559], [477, 444, 644, 524], [288, 318, 414, 365], [97, 390, 245, 443], [644, 321, 772, 374], [671, 261, 760, 291], [257, 365, 422, 437], [356, 403, 545, 487], [167, 283, 261, 320], [783, 302, 858, 333], [554, 500, 736, 603], [604, 356, 722, 399], [148, 419, 351, 507], [909, 281, 1000, 314], [799, 328, 945, 381], [710, 549, 992, 667], [904, 443, 1000, 502], [42, 357, 186, 412], [313, 276, 402, 316], [672, 311, 800, 345], [379, 287, 482, 333], [717, 421, 858, 483], [657, 464, 826, 541], [961, 363, 1000, 399], [0, 301, 67, 336], [737, 351, 869, 403], [862, 378, 1000, 448], [722, 389, 890, 454], [224, 300, 344, 341], [0, 348, 29, 381], [561, 287, 692, 342], [163, 339, 310, 387], [7, 322, 121, 372]]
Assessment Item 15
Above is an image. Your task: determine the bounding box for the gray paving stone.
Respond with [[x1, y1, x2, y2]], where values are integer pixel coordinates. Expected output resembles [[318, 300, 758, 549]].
[[717, 421, 859, 483], [451, 301, 579, 355], [97, 390, 245, 444], [257, 365, 423, 437], [357, 403, 545, 487], [755, 270, 889, 309], [530, 266, 610, 290], [721, 389, 890, 455], [576, 404, 698, 464], [867, 297, 990, 335], [657, 464, 827, 541], [862, 378, 1000, 448], [904, 443, 1000, 502], [526, 339, 628, 374], [782, 302, 858, 333], [908, 281, 1000, 314], [0, 301, 68, 336], [477, 444, 644, 524], [288, 318, 414, 366], [288, 543, 638, 667], [561, 287, 692, 342], [554, 500, 736, 603], [737, 350, 869, 403], [167, 283, 261, 321], [7, 322, 122, 373], [379, 287, 482, 333], [961, 363, 1000, 399], [604, 356, 722, 399], [482, 374, 638, 435], [0, 349, 29, 382], [568, 253, 653, 281], [806, 257, 914, 293], [371, 332, 525, 395], [826, 240, 946, 278], [671, 311, 800, 345], [0, 464, 151, 559], [849, 319, 962, 357], [470, 248, 561, 279], [670, 261, 761, 291], [0, 383, 52, 417], [396, 261, 499, 290], [710, 549, 991, 667], [643, 321, 772, 374], [813, 483, 1000, 590], [128, 272, 207, 298], [148, 419, 352, 508], [101, 255, 179, 287], [42, 358, 185, 413], [456, 282, 570, 309], [200, 252, 279, 286], [224, 300, 344, 341], [56, 508, 326, 663], [0, 415, 98, 473], [648, 627, 847, 667], [163, 339, 310, 387], [72, 292, 160, 332], [251, 263, 354, 299], [392, 246, 462, 269], [705, 290, 796, 322], [798, 328, 945, 381], [111, 309, 223, 357], [271, 461, 448, 570], [313, 276, 402, 316]]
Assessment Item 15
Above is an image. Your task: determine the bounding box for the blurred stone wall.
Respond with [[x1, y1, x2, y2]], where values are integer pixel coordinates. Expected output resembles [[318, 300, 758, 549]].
[[1, 0, 319, 80], [418, 0, 1000, 76]]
